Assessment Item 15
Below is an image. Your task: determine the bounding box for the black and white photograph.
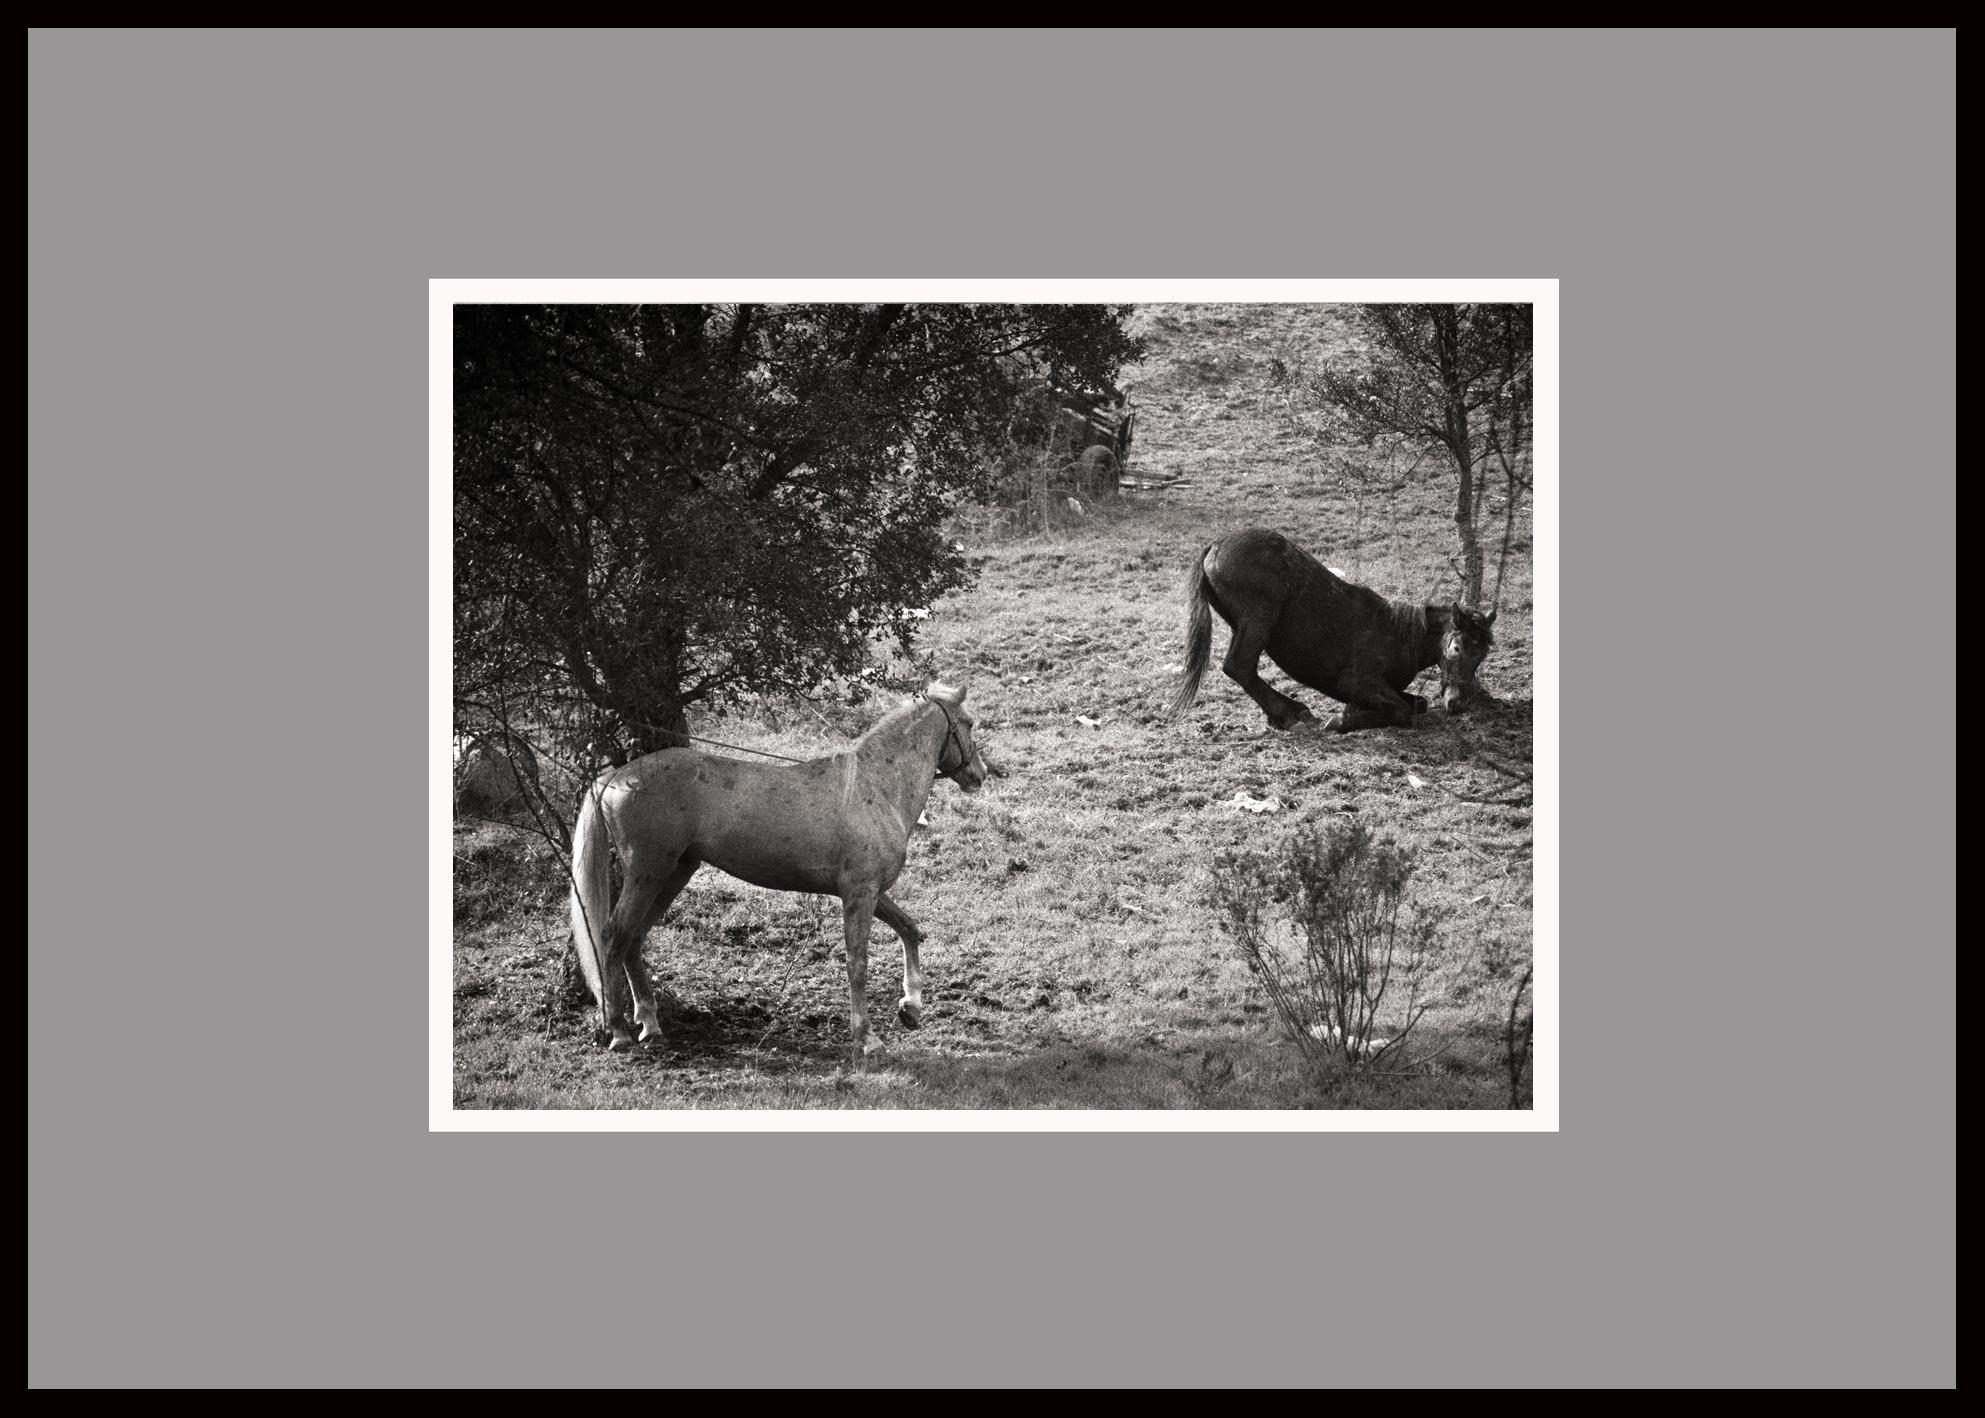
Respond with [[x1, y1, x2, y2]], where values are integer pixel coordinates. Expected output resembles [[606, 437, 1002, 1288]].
[[440, 285, 1555, 1119], [33, 28, 1950, 1388]]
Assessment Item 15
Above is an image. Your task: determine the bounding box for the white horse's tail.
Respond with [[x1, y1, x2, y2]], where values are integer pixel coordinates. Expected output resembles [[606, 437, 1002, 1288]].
[[567, 778, 614, 1016]]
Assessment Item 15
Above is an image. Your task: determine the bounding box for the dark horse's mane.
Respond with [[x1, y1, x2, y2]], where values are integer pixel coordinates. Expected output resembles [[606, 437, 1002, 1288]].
[[1388, 598, 1433, 647], [1395, 598, 1462, 667]]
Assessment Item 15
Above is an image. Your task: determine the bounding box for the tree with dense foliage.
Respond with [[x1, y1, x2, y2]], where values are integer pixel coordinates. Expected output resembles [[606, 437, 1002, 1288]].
[[1314, 304, 1532, 609], [454, 303, 1140, 772]]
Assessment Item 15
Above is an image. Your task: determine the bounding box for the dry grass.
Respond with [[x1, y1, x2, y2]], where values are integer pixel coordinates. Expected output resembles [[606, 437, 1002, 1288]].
[[451, 303, 1535, 1111]]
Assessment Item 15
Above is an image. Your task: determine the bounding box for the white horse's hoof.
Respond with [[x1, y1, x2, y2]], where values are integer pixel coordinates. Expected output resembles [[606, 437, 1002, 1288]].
[[897, 1001, 923, 1029], [608, 1034, 639, 1053]]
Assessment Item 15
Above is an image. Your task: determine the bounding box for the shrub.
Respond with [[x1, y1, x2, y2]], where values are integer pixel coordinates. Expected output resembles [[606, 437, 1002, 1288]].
[[1212, 821, 1459, 1076]]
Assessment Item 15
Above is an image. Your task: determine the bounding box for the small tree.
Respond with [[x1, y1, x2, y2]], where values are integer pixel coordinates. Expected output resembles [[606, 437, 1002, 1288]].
[[1213, 821, 1458, 1075], [1313, 304, 1532, 609]]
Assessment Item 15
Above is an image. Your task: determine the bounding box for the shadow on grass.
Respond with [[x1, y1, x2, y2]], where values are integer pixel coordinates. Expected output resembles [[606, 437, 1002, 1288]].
[[881, 1026, 1522, 1110], [571, 989, 859, 1072], [522, 1007, 1525, 1110]]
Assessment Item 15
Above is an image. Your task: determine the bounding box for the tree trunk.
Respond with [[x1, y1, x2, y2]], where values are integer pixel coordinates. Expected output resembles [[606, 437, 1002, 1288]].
[[628, 659, 689, 757], [1487, 313, 1529, 613], [1452, 446, 1484, 610], [1434, 309, 1486, 608], [1491, 399, 1527, 613], [631, 711, 688, 758]]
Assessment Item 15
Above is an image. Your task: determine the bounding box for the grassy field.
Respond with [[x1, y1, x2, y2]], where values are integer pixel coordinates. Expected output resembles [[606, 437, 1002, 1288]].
[[450, 303, 1536, 1111]]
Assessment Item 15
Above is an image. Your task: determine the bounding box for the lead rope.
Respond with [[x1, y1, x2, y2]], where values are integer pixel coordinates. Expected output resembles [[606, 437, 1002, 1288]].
[[631, 720, 814, 763]]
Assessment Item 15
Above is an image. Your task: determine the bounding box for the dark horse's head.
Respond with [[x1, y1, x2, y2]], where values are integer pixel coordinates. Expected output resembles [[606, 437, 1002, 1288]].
[[1436, 606, 1498, 711]]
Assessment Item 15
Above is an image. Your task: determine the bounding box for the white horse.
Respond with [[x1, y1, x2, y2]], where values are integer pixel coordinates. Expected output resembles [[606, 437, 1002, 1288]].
[[568, 682, 987, 1062]]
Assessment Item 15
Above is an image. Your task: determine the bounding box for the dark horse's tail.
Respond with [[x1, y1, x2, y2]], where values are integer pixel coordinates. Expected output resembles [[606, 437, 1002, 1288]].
[[1169, 545, 1214, 721]]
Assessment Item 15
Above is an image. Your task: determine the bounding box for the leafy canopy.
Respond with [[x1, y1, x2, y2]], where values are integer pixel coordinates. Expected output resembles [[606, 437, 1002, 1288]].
[[454, 303, 1140, 759]]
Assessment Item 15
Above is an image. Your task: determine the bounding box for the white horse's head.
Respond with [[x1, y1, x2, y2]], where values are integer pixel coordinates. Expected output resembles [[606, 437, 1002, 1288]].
[[922, 681, 986, 791]]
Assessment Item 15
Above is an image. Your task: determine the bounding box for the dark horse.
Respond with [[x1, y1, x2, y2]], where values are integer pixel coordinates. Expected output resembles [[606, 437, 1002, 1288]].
[[1169, 528, 1496, 733]]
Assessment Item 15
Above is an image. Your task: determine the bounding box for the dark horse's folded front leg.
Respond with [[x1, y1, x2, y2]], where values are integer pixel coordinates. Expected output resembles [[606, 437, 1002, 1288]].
[[1327, 677, 1423, 733]]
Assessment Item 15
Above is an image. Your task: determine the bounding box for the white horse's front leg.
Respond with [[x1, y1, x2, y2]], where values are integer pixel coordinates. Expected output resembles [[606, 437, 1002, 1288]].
[[875, 892, 925, 1029], [629, 987, 665, 1050], [841, 890, 883, 1067]]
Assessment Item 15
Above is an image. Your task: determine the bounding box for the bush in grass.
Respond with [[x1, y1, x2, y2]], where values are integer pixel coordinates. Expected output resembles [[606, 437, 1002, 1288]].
[[1212, 821, 1458, 1074], [452, 732, 532, 818]]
